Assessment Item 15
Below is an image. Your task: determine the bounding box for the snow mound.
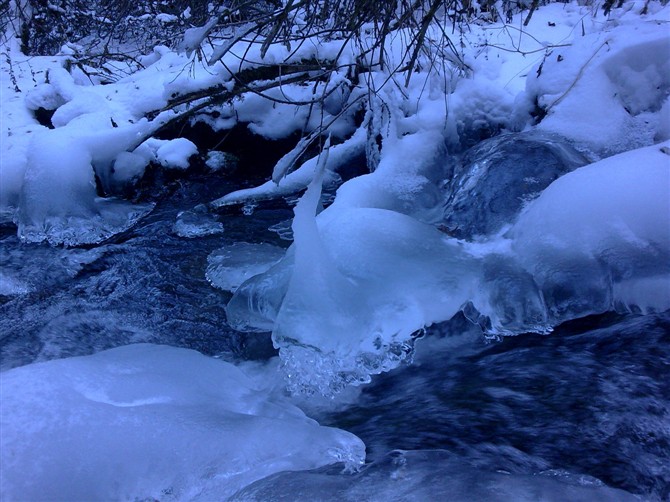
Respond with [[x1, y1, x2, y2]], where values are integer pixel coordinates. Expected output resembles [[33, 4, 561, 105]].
[[509, 141, 670, 320], [0, 344, 365, 501], [227, 142, 670, 394], [526, 13, 670, 154], [16, 127, 154, 246]]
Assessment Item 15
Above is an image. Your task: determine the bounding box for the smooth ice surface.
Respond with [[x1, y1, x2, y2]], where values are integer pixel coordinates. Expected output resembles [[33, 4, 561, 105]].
[[225, 255, 294, 333], [173, 205, 224, 238], [0, 344, 365, 501], [232, 450, 638, 502], [227, 141, 670, 394], [510, 141, 670, 321], [442, 131, 588, 239], [207, 242, 287, 293]]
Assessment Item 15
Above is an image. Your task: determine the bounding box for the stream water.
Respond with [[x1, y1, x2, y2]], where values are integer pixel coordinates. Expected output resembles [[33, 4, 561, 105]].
[[1, 159, 668, 501]]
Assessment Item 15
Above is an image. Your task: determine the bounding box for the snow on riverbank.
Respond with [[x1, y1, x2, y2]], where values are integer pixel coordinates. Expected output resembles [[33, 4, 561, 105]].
[[2, 2, 668, 243]]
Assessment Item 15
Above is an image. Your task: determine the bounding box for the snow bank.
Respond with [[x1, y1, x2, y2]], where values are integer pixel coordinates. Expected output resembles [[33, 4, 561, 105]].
[[3, 1, 669, 245], [0, 344, 365, 501], [524, 6, 670, 154]]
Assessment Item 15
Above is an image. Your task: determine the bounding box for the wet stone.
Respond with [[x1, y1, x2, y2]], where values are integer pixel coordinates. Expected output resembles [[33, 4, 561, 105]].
[[442, 132, 589, 240]]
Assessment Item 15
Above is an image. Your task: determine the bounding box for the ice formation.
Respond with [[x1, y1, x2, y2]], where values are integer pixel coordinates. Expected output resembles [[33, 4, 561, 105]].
[[16, 124, 155, 246], [173, 205, 224, 238], [206, 242, 286, 293], [227, 141, 670, 394], [0, 344, 364, 501], [231, 450, 638, 502]]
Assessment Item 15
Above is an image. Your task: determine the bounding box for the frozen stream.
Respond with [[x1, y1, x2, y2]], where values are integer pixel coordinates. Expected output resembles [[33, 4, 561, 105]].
[[1, 161, 668, 501]]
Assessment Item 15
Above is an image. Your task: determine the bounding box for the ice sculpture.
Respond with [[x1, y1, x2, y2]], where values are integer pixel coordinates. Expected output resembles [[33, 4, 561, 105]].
[[0, 344, 364, 501]]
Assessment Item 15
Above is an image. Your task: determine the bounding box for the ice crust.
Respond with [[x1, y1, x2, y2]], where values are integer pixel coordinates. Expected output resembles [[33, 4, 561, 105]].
[[173, 205, 224, 238], [206, 242, 286, 293], [227, 141, 670, 394], [0, 344, 365, 501], [232, 450, 638, 502]]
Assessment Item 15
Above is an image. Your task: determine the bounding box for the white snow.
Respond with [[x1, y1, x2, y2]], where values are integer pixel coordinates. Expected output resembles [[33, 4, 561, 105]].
[[112, 151, 150, 183], [15, 120, 155, 245], [525, 8, 670, 155], [3, 0, 669, 237], [155, 137, 199, 169]]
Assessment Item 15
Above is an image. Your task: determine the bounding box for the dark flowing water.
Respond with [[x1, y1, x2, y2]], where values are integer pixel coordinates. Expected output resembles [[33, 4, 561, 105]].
[[323, 312, 670, 499], [0, 176, 285, 369], [1, 170, 668, 501]]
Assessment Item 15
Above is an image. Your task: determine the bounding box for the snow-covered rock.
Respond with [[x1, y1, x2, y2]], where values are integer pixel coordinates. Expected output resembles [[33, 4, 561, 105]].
[[0, 344, 365, 501]]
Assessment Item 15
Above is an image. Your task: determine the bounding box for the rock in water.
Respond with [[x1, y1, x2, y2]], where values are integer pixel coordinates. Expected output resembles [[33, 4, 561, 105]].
[[442, 132, 589, 239]]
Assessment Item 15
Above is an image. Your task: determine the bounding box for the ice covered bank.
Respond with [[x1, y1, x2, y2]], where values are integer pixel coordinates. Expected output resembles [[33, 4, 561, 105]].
[[0, 344, 364, 501], [227, 141, 670, 395]]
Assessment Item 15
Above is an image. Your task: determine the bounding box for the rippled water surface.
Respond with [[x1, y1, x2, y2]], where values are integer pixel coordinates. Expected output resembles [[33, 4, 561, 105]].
[[0, 176, 287, 369]]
